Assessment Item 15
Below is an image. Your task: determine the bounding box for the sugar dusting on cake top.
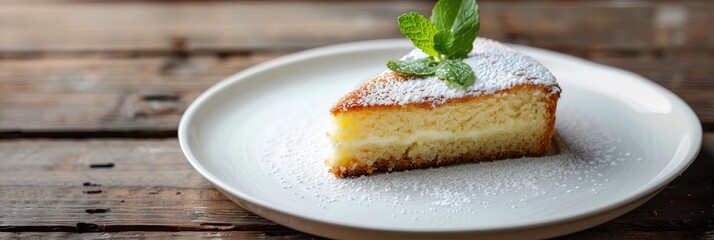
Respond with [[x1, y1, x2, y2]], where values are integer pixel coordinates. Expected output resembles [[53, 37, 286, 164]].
[[333, 38, 560, 112]]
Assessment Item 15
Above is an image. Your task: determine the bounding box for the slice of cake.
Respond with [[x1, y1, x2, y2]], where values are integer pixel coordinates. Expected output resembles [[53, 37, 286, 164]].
[[326, 38, 561, 178]]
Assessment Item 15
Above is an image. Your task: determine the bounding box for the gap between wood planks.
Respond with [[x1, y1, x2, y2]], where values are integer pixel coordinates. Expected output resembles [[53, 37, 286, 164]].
[[0, 232, 319, 239], [0, 130, 178, 139], [0, 224, 295, 233]]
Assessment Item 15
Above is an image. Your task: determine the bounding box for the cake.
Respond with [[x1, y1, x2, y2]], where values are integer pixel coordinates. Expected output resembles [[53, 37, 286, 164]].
[[327, 38, 561, 178]]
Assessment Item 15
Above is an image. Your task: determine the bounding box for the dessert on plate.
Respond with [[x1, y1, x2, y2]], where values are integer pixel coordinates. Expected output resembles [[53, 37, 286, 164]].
[[326, 0, 561, 178]]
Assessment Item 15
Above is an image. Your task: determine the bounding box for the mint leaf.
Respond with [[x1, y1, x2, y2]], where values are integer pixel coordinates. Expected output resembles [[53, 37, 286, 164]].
[[433, 30, 454, 56], [430, 0, 460, 30], [449, 1, 480, 58], [398, 12, 440, 58], [435, 59, 474, 87], [387, 57, 437, 76], [430, 0, 479, 58]]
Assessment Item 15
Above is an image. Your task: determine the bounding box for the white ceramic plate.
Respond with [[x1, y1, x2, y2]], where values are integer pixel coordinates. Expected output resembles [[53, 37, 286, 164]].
[[178, 39, 702, 239]]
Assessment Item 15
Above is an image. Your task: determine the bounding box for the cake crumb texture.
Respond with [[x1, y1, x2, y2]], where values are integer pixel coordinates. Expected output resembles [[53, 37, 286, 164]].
[[328, 84, 559, 178]]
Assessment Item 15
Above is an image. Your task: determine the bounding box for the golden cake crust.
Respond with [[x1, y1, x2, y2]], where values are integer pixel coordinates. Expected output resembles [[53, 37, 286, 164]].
[[331, 71, 558, 114]]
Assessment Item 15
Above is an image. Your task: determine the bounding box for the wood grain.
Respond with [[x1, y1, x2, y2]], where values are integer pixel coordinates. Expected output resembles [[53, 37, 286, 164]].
[[0, 135, 712, 238], [0, 1, 432, 54], [0, 1, 711, 54], [0, 54, 278, 132], [0, 232, 317, 240], [0, 140, 277, 230], [480, 1, 713, 51]]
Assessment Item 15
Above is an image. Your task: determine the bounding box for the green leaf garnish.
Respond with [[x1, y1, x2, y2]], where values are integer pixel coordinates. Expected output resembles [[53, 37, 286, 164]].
[[435, 59, 474, 87], [387, 0, 480, 87], [387, 57, 437, 76], [432, 0, 480, 58], [397, 12, 440, 59], [433, 30, 454, 56]]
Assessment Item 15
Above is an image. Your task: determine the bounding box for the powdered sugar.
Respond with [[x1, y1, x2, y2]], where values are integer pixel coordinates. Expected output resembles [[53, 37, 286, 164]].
[[256, 101, 638, 227], [337, 38, 560, 110]]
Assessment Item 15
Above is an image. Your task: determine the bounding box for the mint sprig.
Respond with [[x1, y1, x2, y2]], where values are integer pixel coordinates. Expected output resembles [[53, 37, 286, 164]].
[[387, 0, 480, 87]]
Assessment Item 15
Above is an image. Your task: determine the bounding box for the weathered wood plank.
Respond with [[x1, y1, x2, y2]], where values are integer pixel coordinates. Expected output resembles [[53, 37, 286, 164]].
[[0, 139, 205, 186], [0, 53, 712, 132], [0, 187, 275, 228], [0, 1, 711, 55], [0, 54, 279, 131], [0, 232, 318, 240], [0, 139, 277, 229], [481, 1, 713, 51], [558, 231, 707, 240], [0, 1, 432, 54], [0, 134, 711, 237]]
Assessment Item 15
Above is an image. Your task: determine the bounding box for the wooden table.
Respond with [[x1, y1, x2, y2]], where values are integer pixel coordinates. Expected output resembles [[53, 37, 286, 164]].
[[1, 0, 712, 239]]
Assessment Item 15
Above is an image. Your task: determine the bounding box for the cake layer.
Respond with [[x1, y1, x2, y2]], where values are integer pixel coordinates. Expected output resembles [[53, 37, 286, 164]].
[[329, 122, 550, 178], [330, 84, 555, 143], [327, 84, 559, 177]]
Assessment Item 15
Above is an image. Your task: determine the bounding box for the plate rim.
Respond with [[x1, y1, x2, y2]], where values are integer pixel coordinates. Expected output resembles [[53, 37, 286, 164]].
[[178, 39, 703, 235]]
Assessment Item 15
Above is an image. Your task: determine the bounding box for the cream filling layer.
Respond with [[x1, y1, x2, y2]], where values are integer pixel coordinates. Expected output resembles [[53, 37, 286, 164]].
[[333, 124, 532, 149]]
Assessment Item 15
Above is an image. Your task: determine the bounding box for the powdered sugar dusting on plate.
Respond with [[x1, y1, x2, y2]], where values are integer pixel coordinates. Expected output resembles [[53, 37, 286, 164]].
[[256, 100, 639, 226], [336, 38, 560, 110]]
